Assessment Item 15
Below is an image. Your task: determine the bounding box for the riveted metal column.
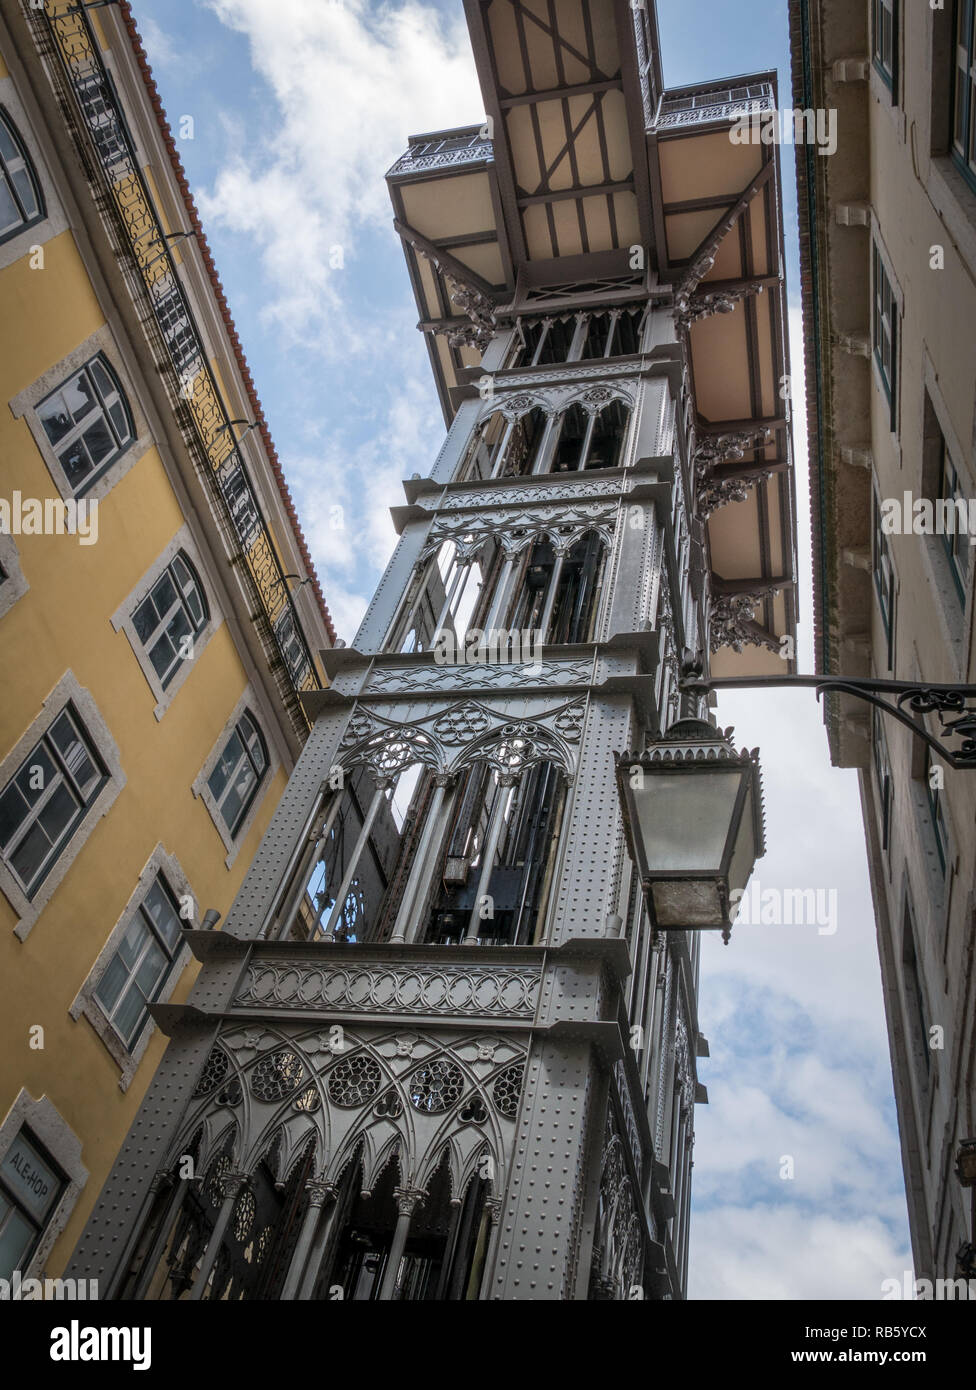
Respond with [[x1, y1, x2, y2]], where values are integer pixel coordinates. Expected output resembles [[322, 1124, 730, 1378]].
[[464, 774, 516, 944], [478, 1196, 504, 1298], [281, 1180, 336, 1300], [391, 773, 455, 943], [189, 1172, 248, 1300], [321, 777, 393, 940], [377, 1188, 424, 1300]]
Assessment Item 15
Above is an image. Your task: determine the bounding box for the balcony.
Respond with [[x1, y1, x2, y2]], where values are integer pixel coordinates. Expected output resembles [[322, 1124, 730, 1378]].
[[386, 127, 493, 181], [656, 81, 775, 131]]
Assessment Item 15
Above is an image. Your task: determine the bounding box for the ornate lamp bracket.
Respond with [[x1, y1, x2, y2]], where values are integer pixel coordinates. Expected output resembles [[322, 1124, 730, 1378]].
[[679, 664, 976, 770]]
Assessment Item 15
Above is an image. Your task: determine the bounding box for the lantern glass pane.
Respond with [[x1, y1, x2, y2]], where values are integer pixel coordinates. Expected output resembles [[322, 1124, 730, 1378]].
[[633, 767, 741, 873], [727, 781, 758, 899]]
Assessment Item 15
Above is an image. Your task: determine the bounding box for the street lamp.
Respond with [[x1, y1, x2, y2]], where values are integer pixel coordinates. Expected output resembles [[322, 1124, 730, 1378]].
[[615, 718, 765, 943]]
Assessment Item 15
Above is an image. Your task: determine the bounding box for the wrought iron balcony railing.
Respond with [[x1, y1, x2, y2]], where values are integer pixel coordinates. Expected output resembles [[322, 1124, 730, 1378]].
[[656, 82, 776, 130], [387, 128, 493, 180]]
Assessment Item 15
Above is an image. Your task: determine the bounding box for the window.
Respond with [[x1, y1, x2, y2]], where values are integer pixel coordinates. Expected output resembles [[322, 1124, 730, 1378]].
[[0, 706, 106, 899], [35, 354, 133, 496], [872, 491, 895, 663], [872, 707, 893, 853], [937, 442, 970, 604], [872, 0, 898, 95], [132, 552, 208, 689], [207, 712, 268, 837], [923, 747, 949, 876], [0, 108, 43, 246], [872, 243, 898, 425], [93, 873, 184, 1048], [952, 0, 976, 191], [901, 900, 930, 1083], [0, 1128, 66, 1280]]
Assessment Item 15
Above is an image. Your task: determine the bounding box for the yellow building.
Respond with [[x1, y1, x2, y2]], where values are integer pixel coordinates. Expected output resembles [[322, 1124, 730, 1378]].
[[0, 0, 333, 1282]]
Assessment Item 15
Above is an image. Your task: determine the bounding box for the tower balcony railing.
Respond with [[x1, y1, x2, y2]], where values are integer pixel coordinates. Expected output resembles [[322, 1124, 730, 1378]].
[[656, 81, 775, 131], [386, 127, 493, 180]]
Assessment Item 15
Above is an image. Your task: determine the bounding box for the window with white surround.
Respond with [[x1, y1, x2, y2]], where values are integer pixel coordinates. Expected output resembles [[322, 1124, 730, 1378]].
[[0, 107, 43, 246], [872, 489, 896, 667], [952, 0, 976, 192], [0, 1093, 87, 1281], [872, 0, 898, 98], [35, 354, 134, 496], [94, 874, 184, 1047], [872, 706, 893, 855], [192, 694, 278, 866], [208, 711, 268, 835], [0, 706, 107, 900], [9, 326, 151, 506], [111, 528, 222, 719], [872, 241, 898, 428], [0, 1128, 66, 1280], [0, 671, 125, 941], [71, 846, 195, 1085]]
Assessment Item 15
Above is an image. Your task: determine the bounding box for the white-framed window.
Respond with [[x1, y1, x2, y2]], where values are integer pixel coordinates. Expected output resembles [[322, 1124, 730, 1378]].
[[952, 0, 976, 191], [0, 671, 125, 941], [872, 241, 898, 428], [70, 846, 195, 1088], [872, 489, 896, 667], [0, 105, 43, 246], [208, 711, 268, 836], [938, 444, 970, 605], [0, 705, 107, 900], [9, 326, 151, 506], [111, 527, 222, 719], [872, 706, 893, 854], [132, 552, 208, 689], [0, 1093, 87, 1282], [872, 0, 898, 98], [94, 874, 183, 1047], [192, 693, 278, 867], [35, 353, 134, 497]]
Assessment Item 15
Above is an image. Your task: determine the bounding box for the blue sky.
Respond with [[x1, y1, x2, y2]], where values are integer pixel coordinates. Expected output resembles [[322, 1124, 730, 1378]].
[[128, 0, 913, 1298]]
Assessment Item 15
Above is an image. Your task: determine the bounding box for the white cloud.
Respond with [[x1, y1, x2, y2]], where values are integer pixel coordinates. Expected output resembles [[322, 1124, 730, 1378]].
[[197, 0, 480, 350], [690, 1207, 911, 1300]]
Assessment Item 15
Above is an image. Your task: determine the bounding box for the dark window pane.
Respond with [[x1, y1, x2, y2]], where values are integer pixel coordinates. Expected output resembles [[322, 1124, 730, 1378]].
[[143, 879, 182, 952], [89, 358, 113, 399], [14, 745, 56, 811], [36, 780, 79, 847], [148, 635, 175, 682], [132, 596, 158, 644], [59, 442, 91, 490], [108, 401, 128, 442], [208, 731, 244, 802], [151, 572, 177, 617], [49, 715, 98, 798], [0, 1199, 36, 1282], [0, 783, 28, 851], [0, 119, 17, 162], [0, 177, 21, 234], [10, 165, 37, 219], [10, 820, 54, 889], [94, 950, 129, 1013], [81, 417, 114, 468], [38, 394, 72, 445], [64, 373, 96, 425]]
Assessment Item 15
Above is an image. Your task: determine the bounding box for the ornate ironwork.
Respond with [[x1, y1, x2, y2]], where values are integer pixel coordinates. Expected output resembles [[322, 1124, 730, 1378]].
[[408, 1059, 464, 1113], [327, 1055, 382, 1108], [37, 2, 319, 706], [681, 670, 976, 770]]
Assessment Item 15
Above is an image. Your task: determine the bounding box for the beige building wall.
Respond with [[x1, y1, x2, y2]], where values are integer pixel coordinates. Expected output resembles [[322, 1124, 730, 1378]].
[[791, 0, 976, 1281]]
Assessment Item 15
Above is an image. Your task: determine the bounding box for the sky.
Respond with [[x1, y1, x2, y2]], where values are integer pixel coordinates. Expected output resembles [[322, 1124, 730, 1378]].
[[127, 0, 913, 1298]]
